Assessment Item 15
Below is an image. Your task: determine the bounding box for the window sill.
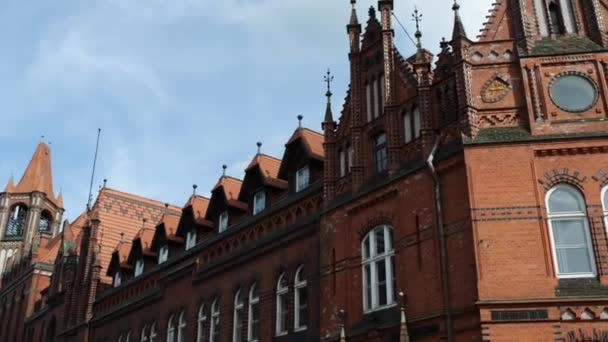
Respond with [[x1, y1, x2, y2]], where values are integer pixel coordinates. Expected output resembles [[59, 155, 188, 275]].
[[363, 302, 398, 315], [293, 327, 307, 332]]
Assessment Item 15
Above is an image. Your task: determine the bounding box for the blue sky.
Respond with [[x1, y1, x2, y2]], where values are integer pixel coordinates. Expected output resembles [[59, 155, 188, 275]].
[[0, 0, 492, 221]]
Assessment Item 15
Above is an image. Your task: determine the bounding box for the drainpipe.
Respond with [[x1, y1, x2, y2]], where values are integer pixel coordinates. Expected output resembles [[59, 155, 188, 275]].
[[426, 132, 453, 342]]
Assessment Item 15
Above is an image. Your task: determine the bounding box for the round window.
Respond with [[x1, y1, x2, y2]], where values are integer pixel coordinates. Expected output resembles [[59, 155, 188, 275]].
[[550, 74, 598, 112]]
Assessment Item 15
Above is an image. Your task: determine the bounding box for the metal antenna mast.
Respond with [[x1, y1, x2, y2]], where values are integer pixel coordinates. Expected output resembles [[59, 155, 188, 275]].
[[87, 129, 102, 212]]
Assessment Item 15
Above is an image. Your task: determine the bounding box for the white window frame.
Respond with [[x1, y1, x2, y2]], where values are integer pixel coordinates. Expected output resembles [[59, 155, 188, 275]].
[[114, 271, 122, 288], [362, 225, 395, 312], [253, 191, 266, 215], [546, 185, 597, 278], [602, 186, 608, 236], [233, 290, 244, 342], [119, 333, 124, 342], [219, 211, 229, 232], [413, 107, 421, 139], [294, 266, 307, 331], [140, 325, 148, 342], [158, 245, 169, 264], [275, 273, 288, 336], [247, 284, 260, 342], [126, 332, 131, 342], [150, 322, 157, 342], [186, 230, 197, 250], [135, 259, 145, 277], [296, 166, 310, 193], [167, 315, 175, 342], [210, 298, 220, 342], [197, 304, 207, 342], [177, 311, 186, 342]]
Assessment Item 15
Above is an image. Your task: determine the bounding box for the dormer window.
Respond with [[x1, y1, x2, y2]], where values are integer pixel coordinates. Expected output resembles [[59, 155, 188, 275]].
[[374, 134, 388, 174], [253, 191, 266, 215], [158, 245, 169, 264], [134, 259, 144, 277], [340, 145, 353, 178], [296, 166, 310, 192], [219, 211, 229, 232], [340, 149, 347, 177], [114, 271, 122, 288], [403, 107, 421, 144], [186, 230, 197, 250]]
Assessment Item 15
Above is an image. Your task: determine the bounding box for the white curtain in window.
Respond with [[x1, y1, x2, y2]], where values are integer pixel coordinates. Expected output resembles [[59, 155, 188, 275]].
[[546, 185, 596, 278]]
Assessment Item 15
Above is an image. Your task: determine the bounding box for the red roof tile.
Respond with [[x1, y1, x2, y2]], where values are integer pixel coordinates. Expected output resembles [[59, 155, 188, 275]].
[[246, 154, 287, 189], [13, 143, 60, 206], [286, 128, 325, 160]]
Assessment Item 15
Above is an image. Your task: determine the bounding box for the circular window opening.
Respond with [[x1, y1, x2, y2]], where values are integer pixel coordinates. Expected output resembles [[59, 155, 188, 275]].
[[550, 74, 598, 113]]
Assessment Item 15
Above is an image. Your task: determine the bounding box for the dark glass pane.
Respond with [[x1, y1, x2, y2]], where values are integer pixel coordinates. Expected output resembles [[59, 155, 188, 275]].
[[551, 75, 596, 112], [298, 289, 308, 327], [364, 264, 372, 309], [376, 260, 387, 306], [375, 228, 385, 255]]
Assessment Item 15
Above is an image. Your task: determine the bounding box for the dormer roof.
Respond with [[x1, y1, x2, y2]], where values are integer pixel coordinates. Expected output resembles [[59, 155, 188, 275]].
[[285, 128, 325, 161]]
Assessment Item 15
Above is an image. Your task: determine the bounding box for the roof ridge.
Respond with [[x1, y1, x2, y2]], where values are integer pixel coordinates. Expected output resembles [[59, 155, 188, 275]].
[[102, 187, 180, 210]]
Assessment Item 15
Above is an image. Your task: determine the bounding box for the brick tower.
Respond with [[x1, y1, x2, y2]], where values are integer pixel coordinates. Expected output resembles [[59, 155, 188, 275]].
[[0, 143, 63, 275]]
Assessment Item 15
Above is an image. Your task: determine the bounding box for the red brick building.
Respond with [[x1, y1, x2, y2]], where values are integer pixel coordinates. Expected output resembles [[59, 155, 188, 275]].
[[2, 0, 608, 341]]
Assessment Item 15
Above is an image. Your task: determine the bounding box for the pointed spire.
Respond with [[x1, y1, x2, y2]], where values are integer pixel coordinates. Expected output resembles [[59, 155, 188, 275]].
[[349, 0, 359, 26], [323, 69, 335, 125], [14, 143, 56, 201], [4, 176, 15, 193], [451, 0, 467, 40], [368, 6, 376, 19], [57, 189, 64, 208]]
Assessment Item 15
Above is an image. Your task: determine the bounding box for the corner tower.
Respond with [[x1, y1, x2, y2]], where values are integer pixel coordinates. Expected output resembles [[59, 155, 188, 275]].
[[0, 143, 64, 274]]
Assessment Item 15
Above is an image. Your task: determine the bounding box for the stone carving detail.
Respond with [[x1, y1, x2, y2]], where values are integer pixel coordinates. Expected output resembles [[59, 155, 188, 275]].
[[481, 74, 512, 103]]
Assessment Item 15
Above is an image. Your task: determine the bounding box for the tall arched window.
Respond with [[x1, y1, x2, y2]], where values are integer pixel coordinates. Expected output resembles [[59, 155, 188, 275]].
[[7, 204, 28, 237], [197, 303, 207, 342], [294, 266, 308, 331], [210, 298, 220, 342], [118, 333, 124, 342], [125, 332, 132, 342], [275, 273, 288, 336], [233, 290, 243, 342], [177, 311, 186, 342], [149, 322, 157, 342], [546, 185, 596, 278], [602, 186, 608, 230], [39, 210, 52, 232], [366, 81, 373, 122], [248, 284, 260, 342], [362, 225, 395, 312], [548, 1, 565, 35], [140, 325, 148, 342], [166, 315, 175, 342]]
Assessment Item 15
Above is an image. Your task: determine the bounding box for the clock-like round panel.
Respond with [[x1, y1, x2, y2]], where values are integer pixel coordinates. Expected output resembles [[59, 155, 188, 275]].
[[550, 74, 598, 113]]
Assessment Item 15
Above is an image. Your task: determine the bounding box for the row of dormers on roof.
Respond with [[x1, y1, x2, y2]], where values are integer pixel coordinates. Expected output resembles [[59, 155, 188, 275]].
[[106, 127, 324, 287]]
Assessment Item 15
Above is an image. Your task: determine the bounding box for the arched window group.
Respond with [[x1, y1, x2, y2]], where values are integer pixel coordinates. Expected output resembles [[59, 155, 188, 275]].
[[140, 322, 156, 342], [7, 204, 28, 237], [546, 185, 596, 278], [403, 107, 421, 144], [39, 210, 53, 232], [362, 225, 395, 312], [535, 0, 576, 36], [366, 75, 386, 122]]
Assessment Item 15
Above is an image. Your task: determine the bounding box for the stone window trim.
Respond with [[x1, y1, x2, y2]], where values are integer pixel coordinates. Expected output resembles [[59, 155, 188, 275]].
[[548, 71, 599, 113], [233, 289, 244, 342], [294, 265, 308, 332], [247, 283, 260, 342], [275, 273, 289, 336], [361, 225, 396, 312], [197, 303, 207, 342], [357, 214, 394, 240]]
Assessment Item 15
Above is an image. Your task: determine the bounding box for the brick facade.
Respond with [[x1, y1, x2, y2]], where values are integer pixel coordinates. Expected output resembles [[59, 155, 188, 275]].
[[2, 0, 608, 341]]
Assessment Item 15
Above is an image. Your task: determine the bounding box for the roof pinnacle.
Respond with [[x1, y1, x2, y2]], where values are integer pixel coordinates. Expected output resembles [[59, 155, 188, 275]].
[[222, 165, 227, 177], [349, 0, 359, 26], [412, 7, 423, 50], [297, 115, 303, 128], [452, 0, 467, 40], [257, 142, 262, 155], [323, 69, 335, 125]]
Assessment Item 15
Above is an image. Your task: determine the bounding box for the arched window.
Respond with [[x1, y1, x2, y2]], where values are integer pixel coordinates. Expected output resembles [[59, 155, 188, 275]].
[[233, 290, 243, 342], [39, 210, 52, 232], [247, 284, 260, 342], [118, 333, 124, 342], [403, 107, 422, 144], [125, 332, 131, 342], [294, 266, 308, 331], [372, 78, 380, 119], [548, 1, 565, 35], [140, 325, 148, 342], [149, 322, 157, 342], [275, 273, 288, 336], [366, 81, 373, 122], [166, 315, 175, 342], [7, 204, 28, 237], [210, 298, 220, 342], [547, 185, 596, 278], [374, 133, 388, 174], [362, 225, 395, 312], [177, 311, 186, 342], [197, 303, 207, 342]]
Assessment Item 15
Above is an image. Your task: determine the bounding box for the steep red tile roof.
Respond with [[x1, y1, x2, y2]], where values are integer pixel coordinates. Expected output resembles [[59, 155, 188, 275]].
[[88, 188, 180, 283], [37, 235, 62, 264], [185, 196, 210, 225], [286, 128, 325, 160], [212, 177, 243, 201], [135, 228, 156, 253], [12, 143, 60, 206], [4, 177, 14, 193], [159, 214, 181, 237], [246, 155, 287, 189]]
